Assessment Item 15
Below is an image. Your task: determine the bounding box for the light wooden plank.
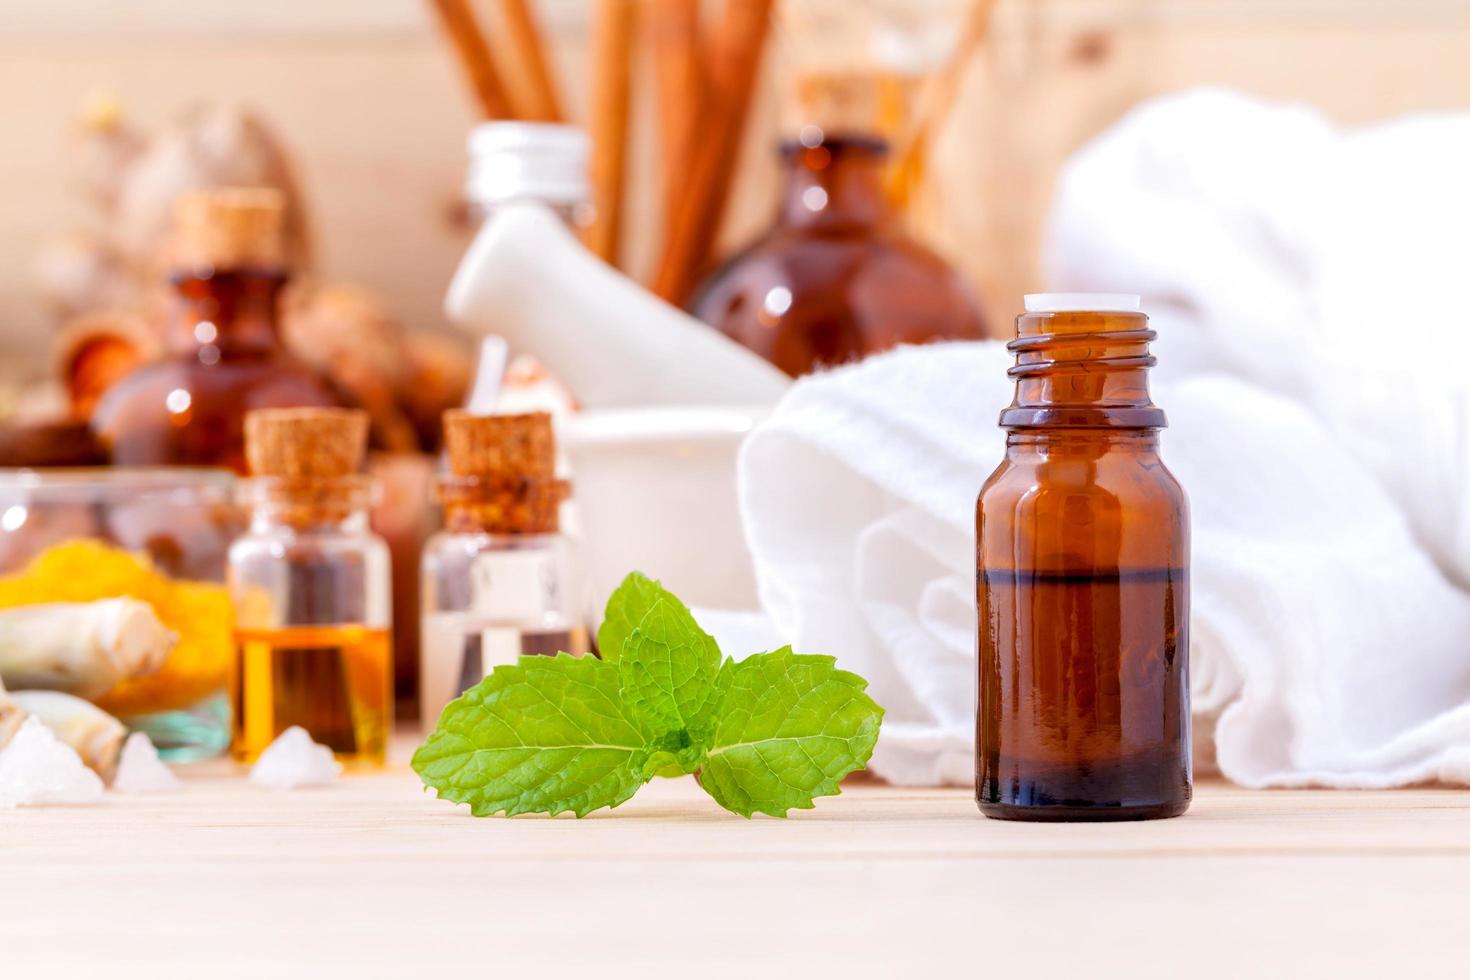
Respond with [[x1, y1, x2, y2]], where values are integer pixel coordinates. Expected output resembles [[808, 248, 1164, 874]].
[[2, 738, 1468, 977]]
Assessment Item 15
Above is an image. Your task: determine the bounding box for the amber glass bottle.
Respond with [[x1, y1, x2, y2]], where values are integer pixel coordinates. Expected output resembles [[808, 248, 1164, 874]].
[[976, 295, 1190, 821], [690, 74, 986, 377], [91, 188, 342, 473]]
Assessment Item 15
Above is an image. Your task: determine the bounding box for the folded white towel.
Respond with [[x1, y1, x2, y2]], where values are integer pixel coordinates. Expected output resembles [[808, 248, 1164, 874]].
[[1048, 88, 1470, 588], [735, 342, 1010, 785], [727, 89, 1470, 788]]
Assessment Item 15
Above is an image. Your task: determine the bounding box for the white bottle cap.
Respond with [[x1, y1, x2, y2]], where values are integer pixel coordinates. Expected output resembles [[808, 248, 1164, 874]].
[[1024, 293, 1142, 313], [466, 122, 590, 209]]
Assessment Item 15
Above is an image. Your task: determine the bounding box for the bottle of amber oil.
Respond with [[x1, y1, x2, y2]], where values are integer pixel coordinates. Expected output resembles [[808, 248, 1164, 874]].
[[90, 187, 342, 472], [976, 294, 1190, 821], [420, 410, 587, 728], [229, 408, 393, 765]]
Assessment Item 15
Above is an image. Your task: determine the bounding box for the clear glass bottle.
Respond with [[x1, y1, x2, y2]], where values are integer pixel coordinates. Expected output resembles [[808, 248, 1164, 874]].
[[976, 295, 1191, 821], [228, 408, 392, 765], [420, 410, 587, 728], [90, 187, 343, 473]]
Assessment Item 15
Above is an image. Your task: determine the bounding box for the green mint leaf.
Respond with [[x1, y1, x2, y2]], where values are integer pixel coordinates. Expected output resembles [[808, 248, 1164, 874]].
[[619, 597, 724, 760], [596, 571, 666, 661], [642, 750, 686, 779], [698, 648, 884, 818], [415, 572, 887, 820], [412, 654, 654, 817], [648, 723, 711, 777]]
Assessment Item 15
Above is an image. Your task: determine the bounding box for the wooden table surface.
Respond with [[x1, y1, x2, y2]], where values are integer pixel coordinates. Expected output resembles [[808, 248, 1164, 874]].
[[4, 738, 1468, 979]]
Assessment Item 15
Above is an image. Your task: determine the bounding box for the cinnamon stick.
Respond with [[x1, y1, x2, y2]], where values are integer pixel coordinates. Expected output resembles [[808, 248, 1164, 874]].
[[647, 0, 704, 219], [886, 0, 998, 206], [586, 0, 636, 265], [496, 0, 563, 122], [653, 0, 774, 304], [427, 0, 514, 119]]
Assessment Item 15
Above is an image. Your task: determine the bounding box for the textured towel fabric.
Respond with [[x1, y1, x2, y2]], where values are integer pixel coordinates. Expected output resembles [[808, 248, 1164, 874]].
[[726, 89, 1470, 788]]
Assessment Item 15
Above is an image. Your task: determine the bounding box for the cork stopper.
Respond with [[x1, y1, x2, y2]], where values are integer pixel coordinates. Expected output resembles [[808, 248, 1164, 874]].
[[171, 186, 287, 271], [784, 71, 903, 140], [244, 407, 367, 480], [443, 410, 556, 479], [440, 410, 567, 534]]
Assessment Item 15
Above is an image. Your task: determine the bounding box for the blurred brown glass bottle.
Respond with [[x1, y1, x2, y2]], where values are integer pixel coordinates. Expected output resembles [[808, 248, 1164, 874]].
[[976, 298, 1190, 821], [690, 74, 986, 377], [91, 188, 342, 473]]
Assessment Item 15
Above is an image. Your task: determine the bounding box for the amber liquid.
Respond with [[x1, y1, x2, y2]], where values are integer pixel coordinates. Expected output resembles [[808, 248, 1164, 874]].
[[232, 625, 392, 766], [978, 567, 1190, 820]]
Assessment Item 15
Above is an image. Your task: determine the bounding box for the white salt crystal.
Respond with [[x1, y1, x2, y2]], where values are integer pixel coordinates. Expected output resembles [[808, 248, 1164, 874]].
[[112, 732, 181, 794], [249, 726, 342, 790], [0, 716, 105, 808]]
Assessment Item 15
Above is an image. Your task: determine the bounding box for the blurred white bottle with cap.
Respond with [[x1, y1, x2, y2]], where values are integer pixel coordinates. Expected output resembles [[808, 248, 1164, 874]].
[[463, 121, 594, 232], [445, 122, 790, 410]]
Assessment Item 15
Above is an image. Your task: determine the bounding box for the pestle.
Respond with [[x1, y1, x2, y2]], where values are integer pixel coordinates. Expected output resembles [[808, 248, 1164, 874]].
[[444, 202, 791, 408]]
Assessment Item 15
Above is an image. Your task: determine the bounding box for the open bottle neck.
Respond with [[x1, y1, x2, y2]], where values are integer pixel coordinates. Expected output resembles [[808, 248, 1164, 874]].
[[165, 267, 288, 356], [777, 133, 892, 230], [999, 310, 1166, 431]]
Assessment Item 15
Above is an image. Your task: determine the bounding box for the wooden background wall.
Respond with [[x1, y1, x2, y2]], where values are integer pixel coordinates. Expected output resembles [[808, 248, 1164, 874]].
[[2, 0, 1468, 381]]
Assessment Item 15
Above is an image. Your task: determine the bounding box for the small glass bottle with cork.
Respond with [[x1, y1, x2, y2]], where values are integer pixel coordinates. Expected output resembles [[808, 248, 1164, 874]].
[[90, 187, 343, 472], [419, 410, 587, 728], [228, 407, 392, 765]]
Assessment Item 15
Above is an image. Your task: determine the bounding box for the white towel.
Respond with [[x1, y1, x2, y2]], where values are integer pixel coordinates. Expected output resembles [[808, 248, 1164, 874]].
[[1047, 88, 1470, 588], [727, 89, 1470, 788]]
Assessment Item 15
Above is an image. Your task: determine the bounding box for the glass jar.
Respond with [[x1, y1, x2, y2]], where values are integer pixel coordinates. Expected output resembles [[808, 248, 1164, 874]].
[[90, 189, 343, 473], [228, 474, 392, 765], [420, 521, 585, 727], [976, 295, 1191, 821], [0, 467, 239, 760], [690, 105, 987, 376], [419, 410, 587, 728]]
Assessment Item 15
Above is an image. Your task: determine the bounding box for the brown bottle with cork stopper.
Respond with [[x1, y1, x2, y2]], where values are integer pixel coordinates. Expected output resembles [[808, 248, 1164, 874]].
[[91, 187, 343, 473], [228, 407, 392, 765], [690, 72, 987, 377], [419, 410, 587, 728], [976, 295, 1190, 821]]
